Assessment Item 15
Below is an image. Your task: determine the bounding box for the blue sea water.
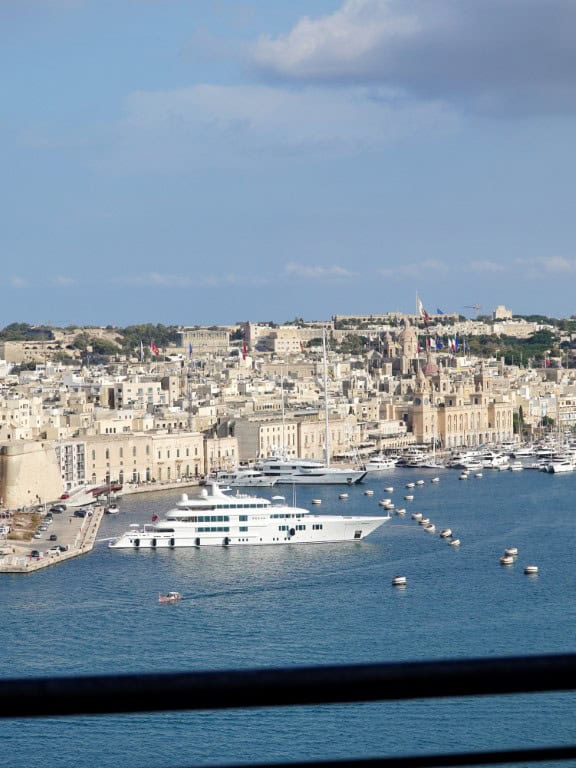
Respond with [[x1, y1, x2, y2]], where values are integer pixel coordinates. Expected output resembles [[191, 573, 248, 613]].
[[2, 468, 575, 768]]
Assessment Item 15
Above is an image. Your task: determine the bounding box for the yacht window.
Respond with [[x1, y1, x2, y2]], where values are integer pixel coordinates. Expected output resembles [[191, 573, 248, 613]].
[[354, 530, 362, 539], [239, 526, 248, 532]]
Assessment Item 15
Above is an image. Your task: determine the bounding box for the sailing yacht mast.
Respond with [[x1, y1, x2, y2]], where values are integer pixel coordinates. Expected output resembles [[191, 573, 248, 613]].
[[280, 366, 286, 457], [322, 327, 330, 467]]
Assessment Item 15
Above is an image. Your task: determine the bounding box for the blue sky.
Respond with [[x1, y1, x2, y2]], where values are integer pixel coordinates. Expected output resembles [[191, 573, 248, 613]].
[[2, 0, 576, 327]]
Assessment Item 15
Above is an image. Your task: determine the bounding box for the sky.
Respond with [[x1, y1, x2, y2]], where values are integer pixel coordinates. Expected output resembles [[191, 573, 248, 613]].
[[2, 0, 576, 328]]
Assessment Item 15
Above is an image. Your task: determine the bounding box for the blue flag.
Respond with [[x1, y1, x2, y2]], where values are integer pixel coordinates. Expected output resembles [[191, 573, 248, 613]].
[[436, 308, 445, 315], [188, 343, 193, 358]]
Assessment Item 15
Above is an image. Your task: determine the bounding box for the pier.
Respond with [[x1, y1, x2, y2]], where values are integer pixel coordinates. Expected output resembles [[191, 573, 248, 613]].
[[0, 505, 104, 574]]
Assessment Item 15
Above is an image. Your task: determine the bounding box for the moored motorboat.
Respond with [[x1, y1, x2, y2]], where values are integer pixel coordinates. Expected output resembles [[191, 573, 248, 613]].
[[439, 528, 452, 538], [105, 504, 119, 515], [392, 575, 407, 587], [500, 555, 514, 566]]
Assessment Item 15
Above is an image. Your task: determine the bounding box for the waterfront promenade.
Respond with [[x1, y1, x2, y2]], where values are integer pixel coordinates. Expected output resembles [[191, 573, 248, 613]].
[[0, 478, 202, 574]]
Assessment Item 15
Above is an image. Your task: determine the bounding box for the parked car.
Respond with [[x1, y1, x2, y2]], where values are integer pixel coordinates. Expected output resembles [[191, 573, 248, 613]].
[[50, 504, 66, 513], [74, 509, 87, 518], [48, 546, 60, 555], [49, 534, 58, 541], [39, 525, 48, 531], [33, 531, 42, 539], [57, 544, 69, 552], [30, 550, 41, 559]]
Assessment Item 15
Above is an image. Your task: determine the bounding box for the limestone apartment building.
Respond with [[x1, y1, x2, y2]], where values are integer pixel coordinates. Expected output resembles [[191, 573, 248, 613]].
[[0, 430, 238, 510]]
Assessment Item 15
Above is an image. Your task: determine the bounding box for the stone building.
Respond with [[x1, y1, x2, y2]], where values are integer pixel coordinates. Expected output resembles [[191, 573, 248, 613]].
[[178, 328, 230, 356]]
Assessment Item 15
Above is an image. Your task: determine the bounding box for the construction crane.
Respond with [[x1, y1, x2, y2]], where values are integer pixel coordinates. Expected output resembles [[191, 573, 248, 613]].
[[463, 304, 482, 317]]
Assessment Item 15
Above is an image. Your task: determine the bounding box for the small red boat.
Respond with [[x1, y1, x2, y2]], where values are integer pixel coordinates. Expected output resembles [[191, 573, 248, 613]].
[[158, 591, 181, 604]]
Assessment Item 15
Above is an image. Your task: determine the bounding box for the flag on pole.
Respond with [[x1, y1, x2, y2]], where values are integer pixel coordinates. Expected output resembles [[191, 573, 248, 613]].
[[435, 336, 443, 350], [140, 340, 144, 362], [150, 341, 160, 356], [417, 294, 430, 326], [242, 341, 248, 360], [188, 343, 193, 358]]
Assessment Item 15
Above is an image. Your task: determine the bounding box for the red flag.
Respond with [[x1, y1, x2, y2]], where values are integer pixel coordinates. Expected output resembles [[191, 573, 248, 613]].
[[150, 341, 160, 356], [152, 514, 159, 522], [242, 342, 248, 360]]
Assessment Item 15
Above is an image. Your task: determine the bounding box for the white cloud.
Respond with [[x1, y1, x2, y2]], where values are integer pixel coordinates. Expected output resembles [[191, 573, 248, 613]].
[[465, 261, 507, 274], [284, 262, 357, 279], [52, 275, 78, 286], [515, 256, 576, 275], [117, 83, 456, 162], [252, 0, 576, 116], [9, 276, 28, 288], [379, 259, 448, 278], [114, 271, 272, 288]]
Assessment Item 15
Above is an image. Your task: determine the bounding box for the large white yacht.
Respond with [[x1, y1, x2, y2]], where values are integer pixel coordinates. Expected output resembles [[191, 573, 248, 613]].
[[108, 483, 388, 549], [363, 454, 398, 472], [211, 468, 278, 487], [253, 456, 367, 485]]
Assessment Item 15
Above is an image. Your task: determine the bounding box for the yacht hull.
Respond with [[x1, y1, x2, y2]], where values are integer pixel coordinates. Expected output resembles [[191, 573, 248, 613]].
[[109, 517, 386, 548]]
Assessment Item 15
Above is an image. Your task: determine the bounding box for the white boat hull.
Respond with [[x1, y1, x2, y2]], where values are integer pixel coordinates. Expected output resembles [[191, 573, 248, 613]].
[[274, 471, 366, 485], [109, 517, 386, 548]]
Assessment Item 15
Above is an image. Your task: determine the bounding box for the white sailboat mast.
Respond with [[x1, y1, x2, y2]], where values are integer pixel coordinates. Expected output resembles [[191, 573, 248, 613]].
[[281, 366, 286, 456], [322, 327, 330, 467]]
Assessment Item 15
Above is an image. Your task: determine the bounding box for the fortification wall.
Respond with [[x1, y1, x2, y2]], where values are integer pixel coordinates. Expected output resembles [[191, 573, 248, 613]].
[[0, 441, 62, 509]]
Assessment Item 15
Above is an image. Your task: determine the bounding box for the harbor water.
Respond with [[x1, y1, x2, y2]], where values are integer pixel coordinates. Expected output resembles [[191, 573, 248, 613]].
[[2, 467, 575, 768]]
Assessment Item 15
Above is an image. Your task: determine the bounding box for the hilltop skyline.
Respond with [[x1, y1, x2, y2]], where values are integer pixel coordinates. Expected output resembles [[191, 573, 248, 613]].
[[2, 1, 576, 326]]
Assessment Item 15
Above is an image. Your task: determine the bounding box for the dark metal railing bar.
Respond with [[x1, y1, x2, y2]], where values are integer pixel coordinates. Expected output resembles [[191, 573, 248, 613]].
[[0, 653, 575, 719], [174, 746, 576, 768]]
